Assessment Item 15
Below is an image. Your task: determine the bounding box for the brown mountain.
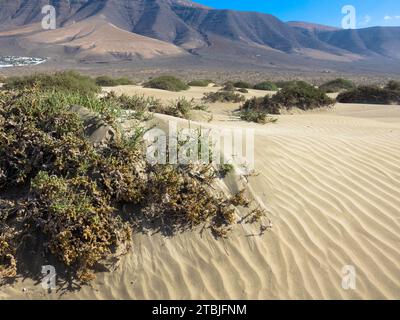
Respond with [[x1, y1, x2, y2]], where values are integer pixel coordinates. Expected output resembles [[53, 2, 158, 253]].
[[0, 0, 400, 72]]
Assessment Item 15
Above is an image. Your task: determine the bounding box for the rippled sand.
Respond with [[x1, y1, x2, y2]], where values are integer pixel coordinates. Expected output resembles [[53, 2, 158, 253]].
[[1, 86, 399, 300]]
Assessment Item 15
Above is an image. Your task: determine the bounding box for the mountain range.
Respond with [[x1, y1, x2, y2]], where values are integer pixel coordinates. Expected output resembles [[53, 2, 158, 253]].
[[1, 0, 400, 73]]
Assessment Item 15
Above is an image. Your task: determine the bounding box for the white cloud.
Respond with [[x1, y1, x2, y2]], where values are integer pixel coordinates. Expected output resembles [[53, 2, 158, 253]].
[[384, 15, 400, 21]]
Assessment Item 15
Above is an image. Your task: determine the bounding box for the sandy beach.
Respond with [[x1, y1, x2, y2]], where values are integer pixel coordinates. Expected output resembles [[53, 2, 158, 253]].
[[1, 85, 399, 300]]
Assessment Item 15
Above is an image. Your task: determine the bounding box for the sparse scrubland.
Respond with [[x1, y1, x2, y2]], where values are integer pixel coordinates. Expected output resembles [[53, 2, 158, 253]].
[[3, 71, 101, 95], [337, 83, 400, 104], [0, 73, 266, 283], [319, 78, 355, 93], [143, 75, 189, 92]]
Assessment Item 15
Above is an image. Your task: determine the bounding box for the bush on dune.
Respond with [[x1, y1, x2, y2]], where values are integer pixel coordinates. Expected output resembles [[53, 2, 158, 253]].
[[254, 81, 278, 91], [187, 79, 213, 87], [0, 88, 266, 282], [239, 81, 333, 123], [240, 96, 280, 115], [95, 76, 134, 86], [3, 71, 100, 95], [233, 81, 252, 89], [337, 85, 400, 104], [143, 76, 189, 92], [273, 81, 334, 110], [319, 78, 354, 93], [202, 91, 246, 103]]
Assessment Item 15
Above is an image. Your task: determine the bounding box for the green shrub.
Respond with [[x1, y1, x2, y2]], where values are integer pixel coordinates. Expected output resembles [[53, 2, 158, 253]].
[[143, 76, 189, 92], [95, 76, 134, 86], [337, 86, 400, 104], [273, 81, 334, 110], [3, 71, 100, 95], [27, 172, 132, 282], [240, 82, 333, 115], [233, 81, 252, 89], [0, 76, 6, 83], [221, 82, 236, 91], [385, 80, 400, 91], [275, 80, 309, 89], [101, 92, 159, 120], [319, 78, 354, 93], [239, 110, 270, 124], [188, 79, 213, 87], [202, 91, 246, 103], [254, 81, 278, 91], [218, 164, 234, 177], [240, 96, 280, 114]]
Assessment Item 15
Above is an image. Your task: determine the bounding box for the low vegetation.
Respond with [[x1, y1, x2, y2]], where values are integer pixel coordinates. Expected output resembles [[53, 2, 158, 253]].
[[187, 79, 213, 87], [202, 91, 246, 103], [239, 110, 272, 124], [233, 81, 252, 89], [337, 85, 400, 104], [319, 78, 354, 93], [385, 80, 400, 91], [2, 71, 101, 95], [143, 76, 189, 92], [95, 76, 134, 86], [150, 97, 205, 119], [0, 84, 266, 283], [273, 81, 334, 110], [254, 81, 278, 91], [239, 81, 333, 122]]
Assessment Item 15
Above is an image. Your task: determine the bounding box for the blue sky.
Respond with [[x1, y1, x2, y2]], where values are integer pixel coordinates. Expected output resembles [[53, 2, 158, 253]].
[[196, 0, 400, 28]]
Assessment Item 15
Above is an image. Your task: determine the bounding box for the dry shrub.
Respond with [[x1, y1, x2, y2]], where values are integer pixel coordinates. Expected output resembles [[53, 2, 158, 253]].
[[22, 172, 131, 282], [202, 91, 246, 103], [0, 87, 268, 282]]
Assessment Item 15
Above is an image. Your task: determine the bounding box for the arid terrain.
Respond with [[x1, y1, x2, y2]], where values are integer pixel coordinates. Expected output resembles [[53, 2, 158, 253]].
[[1, 84, 399, 300]]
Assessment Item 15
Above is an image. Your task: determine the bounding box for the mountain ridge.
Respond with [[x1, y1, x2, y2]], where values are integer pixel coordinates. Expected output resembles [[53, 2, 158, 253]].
[[0, 0, 399, 72]]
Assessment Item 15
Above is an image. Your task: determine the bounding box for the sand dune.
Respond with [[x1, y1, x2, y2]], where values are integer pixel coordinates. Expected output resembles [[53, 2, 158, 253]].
[[1, 87, 399, 300]]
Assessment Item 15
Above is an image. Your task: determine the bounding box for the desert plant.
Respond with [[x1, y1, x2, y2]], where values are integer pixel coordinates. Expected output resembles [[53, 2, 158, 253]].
[[273, 81, 334, 110], [385, 80, 400, 91], [202, 91, 246, 103], [275, 80, 309, 89], [143, 76, 189, 92], [233, 81, 252, 89], [3, 71, 100, 95], [221, 82, 236, 91], [218, 164, 234, 177], [254, 81, 278, 91], [337, 86, 400, 104], [239, 110, 270, 124], [240, 96, 280, 114], [0, 87, 267, 283], [95, 76, 134, 86], [188, 79, 213, 87], [319, 78, 354, 93]]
